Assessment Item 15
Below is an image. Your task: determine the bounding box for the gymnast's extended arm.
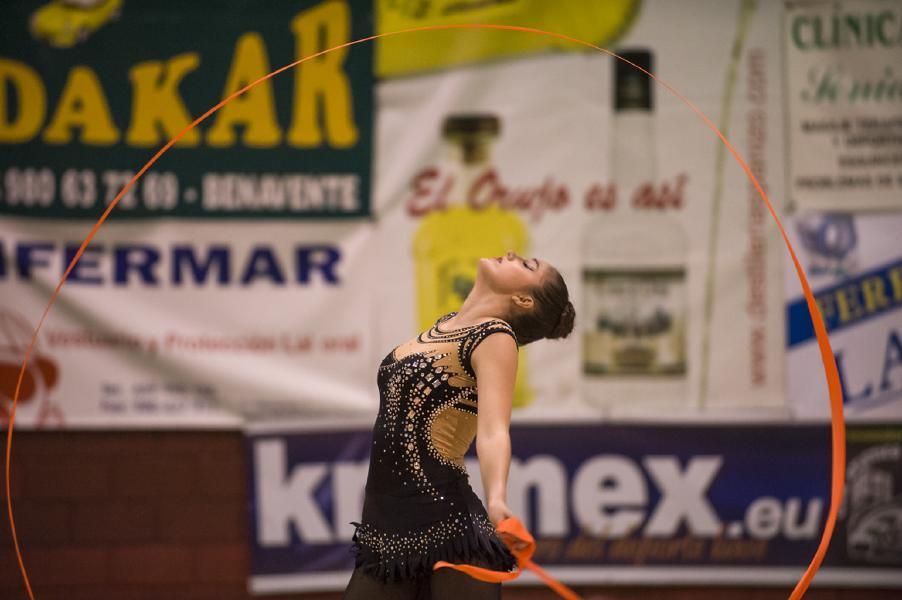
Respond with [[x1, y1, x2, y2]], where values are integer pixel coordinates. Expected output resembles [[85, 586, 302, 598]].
[[473, 331, 518, 528]]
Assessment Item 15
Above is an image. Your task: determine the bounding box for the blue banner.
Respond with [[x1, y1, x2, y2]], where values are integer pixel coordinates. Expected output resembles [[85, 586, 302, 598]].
[[786, 257, 902, 347], [246, 422, 902, 592]]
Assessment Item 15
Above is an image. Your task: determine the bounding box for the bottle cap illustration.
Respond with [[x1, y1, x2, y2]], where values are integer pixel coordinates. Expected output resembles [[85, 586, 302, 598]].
[[614, 48, 653, 112]]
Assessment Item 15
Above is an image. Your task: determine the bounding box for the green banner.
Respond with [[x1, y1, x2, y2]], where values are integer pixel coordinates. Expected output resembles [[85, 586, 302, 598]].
[[0, 0, 373, 219]]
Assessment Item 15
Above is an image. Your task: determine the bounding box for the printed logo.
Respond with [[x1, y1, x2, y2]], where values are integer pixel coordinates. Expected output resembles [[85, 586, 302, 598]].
[[844, 444, 902, 565], [29, 0, 123, 49], [0, 309, 64, 426], [795, 213, 859, 278]]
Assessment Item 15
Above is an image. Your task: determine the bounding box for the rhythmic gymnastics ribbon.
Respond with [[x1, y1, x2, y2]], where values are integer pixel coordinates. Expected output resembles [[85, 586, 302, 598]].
[[434, 516, 581, 600], [5, 24, 845, 600]]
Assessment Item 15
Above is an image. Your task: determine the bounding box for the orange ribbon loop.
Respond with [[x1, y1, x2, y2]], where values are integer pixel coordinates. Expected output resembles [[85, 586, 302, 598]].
[[433, 517, 581, 600]]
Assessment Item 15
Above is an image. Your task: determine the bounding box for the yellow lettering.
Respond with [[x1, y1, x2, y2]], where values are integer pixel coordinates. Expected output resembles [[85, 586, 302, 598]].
[[860, 277, 890, 313], [815, 294, 836, 326], [287, 0, 358, 148], [207, 33, 281, 148], [127, 53, 201, 147], [889, 266, 902, 302], [834, 286, 864, 323], [0, 59, 45, 143], [43, 66, 119, 145]]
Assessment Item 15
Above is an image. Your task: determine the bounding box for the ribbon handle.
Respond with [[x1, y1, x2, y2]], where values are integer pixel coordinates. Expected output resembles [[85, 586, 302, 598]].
[[433, 517, 581, 600]]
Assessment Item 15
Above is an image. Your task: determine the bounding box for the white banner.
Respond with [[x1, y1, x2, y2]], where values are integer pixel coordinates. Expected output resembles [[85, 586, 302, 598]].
[[0, 219, 376, 427], [784, 0, 902, 212], [785, 212, 902, 420], [0, 0, 823, 427], [373, 0, 786, 421]]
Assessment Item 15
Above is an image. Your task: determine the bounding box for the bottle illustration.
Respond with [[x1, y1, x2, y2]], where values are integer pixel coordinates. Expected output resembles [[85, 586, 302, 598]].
[[582, 49, 688, 411], [412, 114, 533, 407]]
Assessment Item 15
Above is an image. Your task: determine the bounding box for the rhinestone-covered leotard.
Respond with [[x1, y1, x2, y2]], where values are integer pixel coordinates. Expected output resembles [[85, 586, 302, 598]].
[[350, 312, 518, 581]]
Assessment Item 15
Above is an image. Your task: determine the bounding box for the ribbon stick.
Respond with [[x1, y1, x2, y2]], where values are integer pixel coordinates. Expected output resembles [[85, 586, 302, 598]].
[[434, 517, 581, 600]]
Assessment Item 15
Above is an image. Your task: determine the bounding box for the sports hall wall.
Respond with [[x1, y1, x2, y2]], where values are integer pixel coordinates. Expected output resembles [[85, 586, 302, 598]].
[[1, 0, 900, 597]]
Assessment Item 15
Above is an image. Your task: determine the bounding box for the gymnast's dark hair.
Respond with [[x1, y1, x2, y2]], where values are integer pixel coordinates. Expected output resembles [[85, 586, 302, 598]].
[[507, 268, 575, 346]]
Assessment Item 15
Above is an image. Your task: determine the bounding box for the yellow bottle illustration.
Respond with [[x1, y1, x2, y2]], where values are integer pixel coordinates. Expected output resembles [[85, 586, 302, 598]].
[[412, 115, 532, 407]]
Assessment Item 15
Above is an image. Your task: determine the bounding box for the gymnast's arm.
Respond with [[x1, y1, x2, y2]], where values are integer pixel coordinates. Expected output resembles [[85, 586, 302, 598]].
[[473, 331, 518, 528]]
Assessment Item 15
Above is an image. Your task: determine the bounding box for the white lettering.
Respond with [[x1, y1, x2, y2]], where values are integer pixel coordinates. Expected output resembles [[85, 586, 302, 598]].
[[507, 456, 568, 536], [254, 439, 333, 544], [643, 456, 722, 536], [783, 497, 823, 539], [745, 496, 783, 540], [572, 456, 646, 537]]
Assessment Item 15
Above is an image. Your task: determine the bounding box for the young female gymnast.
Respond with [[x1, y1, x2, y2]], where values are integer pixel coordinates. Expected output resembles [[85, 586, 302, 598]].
[[344, 251, 575, 600]]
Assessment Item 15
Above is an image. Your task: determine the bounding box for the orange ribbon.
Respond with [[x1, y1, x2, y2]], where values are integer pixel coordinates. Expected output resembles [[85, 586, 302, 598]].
[[434, 517, 581, 600], [6, 23, 844, 600]]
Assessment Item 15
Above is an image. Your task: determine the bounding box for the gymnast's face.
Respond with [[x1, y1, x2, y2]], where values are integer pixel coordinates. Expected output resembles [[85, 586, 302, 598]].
[[478, 250, 550, 295]]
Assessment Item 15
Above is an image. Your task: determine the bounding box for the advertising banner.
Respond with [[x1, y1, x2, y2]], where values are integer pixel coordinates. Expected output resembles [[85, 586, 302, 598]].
[[785, 212, 902, 421], [0, 220, 378, 427], [1, 0, 372, 220], [372, 0, 786, 420], [837, 426, 902, 567], [246, 422, 902, 592], [784, 0, 902, 212], [1, 0, 375, 427], [10, 0, 898, 427]]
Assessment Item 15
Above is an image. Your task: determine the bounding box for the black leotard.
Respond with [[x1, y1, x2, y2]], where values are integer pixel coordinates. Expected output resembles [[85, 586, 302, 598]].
[[350, 312, 518, 581]]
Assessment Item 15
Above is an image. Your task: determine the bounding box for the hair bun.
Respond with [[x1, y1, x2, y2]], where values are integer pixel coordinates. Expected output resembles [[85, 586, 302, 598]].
[[549, 301, 575, 340]]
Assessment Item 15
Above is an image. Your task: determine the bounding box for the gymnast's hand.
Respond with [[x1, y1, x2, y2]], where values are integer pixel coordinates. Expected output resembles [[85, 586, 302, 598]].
[[487, 498, 513, 527], [488, 499, 529, 552]]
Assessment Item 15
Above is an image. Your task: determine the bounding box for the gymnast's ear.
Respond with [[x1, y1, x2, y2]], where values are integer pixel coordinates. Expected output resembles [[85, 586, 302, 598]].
[[510, 294, 534, 310]]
